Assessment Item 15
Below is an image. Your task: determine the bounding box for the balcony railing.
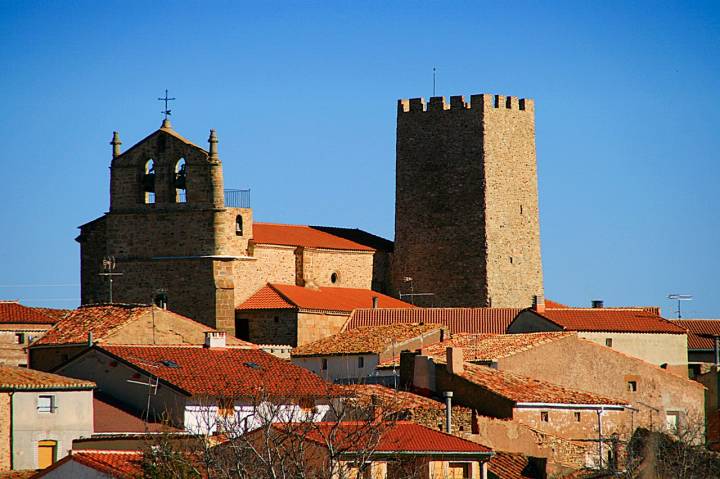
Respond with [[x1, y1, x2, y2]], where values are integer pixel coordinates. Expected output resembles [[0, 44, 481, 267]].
[[224, 189, 251, 208]]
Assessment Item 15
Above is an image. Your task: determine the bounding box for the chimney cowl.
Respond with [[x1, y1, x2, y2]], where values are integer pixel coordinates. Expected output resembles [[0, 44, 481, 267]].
[[204, 331, 226, 348], [592, 300, 604, 308]]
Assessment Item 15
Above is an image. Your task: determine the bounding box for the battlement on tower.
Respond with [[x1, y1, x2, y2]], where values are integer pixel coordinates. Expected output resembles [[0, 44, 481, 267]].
[[397, 94, 534, 113]]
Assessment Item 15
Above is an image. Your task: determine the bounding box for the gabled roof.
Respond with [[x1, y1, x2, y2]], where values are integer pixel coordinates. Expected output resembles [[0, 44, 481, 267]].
[[520, 308, 686, 334], [488, 451, 542, 479], [32, 304, 253, 347], [456, 362, 626, 407], [98, 345, 336, 398], [0, 365, 94, 391], [672, 319, 720, 350], [238, 284, 413, 313], [420, 332, 574, 362], [32, 450, 143, 479], [276, 421, 492, 454], [94, 394, 180, 433], [291, 323, 442, 357], [0, 300, 64, 325], [252, 223, 375, 251], [115, 121, 206, 160], [345, 308, 522, 334]]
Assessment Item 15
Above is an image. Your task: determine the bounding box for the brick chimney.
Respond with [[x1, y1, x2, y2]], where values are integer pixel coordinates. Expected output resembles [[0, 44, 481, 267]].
[[204, 331, 226, 348], [446, 347, 464, 375], [532, 294, 546, 313]]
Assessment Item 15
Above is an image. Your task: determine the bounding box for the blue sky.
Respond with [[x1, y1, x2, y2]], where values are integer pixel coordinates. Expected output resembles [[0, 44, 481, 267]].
[[0, 1, 718, 317]]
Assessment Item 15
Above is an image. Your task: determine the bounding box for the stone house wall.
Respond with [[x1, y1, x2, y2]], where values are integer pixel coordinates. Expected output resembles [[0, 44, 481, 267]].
[[296, 311, 350, 347], [0, 393, 9, 470], [237, 309, 298, 345], [496, 335, 706, 434], [0, 325, 51, 367], [300, 249, 374, 290]]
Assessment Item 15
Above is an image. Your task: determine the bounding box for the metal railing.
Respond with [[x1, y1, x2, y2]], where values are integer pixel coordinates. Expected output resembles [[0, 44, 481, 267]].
[[224, 189, 251, 208]]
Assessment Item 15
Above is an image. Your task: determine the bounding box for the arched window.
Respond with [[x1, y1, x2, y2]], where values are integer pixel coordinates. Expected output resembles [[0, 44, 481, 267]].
[[235, 215, 243, 236], [143, 159, 156, 204], [174, 158, 187, 203]]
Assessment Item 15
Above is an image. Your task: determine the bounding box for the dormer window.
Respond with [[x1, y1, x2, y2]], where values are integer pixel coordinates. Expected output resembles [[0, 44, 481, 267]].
[[143, 159, 156, 204]]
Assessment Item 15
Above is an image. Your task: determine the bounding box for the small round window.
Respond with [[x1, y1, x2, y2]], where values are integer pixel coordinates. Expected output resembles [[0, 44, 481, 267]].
[[330, 272, 338, 284]]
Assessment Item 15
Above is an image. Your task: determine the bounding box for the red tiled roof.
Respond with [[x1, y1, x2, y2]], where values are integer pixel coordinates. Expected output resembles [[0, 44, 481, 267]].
[[345, 308, 521, 334], [0, 301, 62, 325], [0, 365, 94, 391], [530, 308, 686, 334], [238, 284, 413, 313], [343, 384, 445, 411], [488, 452, 539, 479], [252, 223, 374, 251], [420, 332, 574, 362], [292, 323, 443, 357], [544, 299, 569, 308], [94, 395, 180, 433], [672, 319, 720, 350], [100, 345, 336, 398], [32, 450, 143, 479], [457, 362, 626, 406], [278, 421, 491, 454], [32, 304, 254, 347]]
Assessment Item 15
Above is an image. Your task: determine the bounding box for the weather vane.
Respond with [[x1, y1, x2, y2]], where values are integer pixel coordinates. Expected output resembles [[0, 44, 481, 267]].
[[158, 89, 176, 119]]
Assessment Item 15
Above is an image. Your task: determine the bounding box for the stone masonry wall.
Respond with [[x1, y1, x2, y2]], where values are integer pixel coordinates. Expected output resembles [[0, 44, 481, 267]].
[[302, 248, 374, 289], [233, 245, 297, 305], [497, 335, 706, 433], [0, 393, 9, 470], [296, 311, 349, 347], [237, 309, 298, 346], [0, 326, 50, 367], [393, 93, 543, 308]]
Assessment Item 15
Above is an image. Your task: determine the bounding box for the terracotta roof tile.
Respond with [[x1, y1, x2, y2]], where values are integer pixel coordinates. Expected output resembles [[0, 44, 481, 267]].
[[292, 323, 443, 357], [0, 365, 94, 390], [32, 304, 254, 347], [456, 362, 626, 406], [345, 308, 521, 334], [94, 395, 181, 433], [0, 301, 63, 325], [672, 319, 720, 350], [100, 345, 337, 398], [488, 451, 539, 479], [277, 421, 492, 454], [420, 332, 574, 362], [252, 223, 375, 251], [238, 284, 413, 313], [532, 308, 686, 334]]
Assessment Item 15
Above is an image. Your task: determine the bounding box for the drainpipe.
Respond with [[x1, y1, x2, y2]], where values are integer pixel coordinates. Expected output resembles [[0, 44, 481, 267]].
[[597, 407, 604, 470], [9, 391, 14, 470], [443, 391, 453, 433]]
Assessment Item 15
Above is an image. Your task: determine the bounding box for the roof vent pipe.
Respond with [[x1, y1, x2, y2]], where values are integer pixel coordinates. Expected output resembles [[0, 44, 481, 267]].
[[443, 391, 453, 433], [592, 300, 604, 308]]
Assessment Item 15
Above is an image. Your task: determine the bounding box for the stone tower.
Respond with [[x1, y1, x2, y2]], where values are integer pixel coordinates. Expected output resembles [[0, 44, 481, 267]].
[[77, 119, 253, 331], [392, 94, 544, 308]]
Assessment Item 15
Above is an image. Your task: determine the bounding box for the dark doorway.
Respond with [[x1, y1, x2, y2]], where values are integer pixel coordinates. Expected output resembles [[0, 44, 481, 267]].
[[235, 317, 250, 341]]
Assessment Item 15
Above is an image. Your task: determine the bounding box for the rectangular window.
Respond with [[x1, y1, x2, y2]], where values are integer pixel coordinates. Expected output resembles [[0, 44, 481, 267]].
[[666, 411, 680, 432], [358, 356, 364, 368], [16, 333, 25, 344], [627, 381, 638, 392], [448, 462, 471, 479], [540, 411, 549, 422], [574, 412, 581, 422], [605, 338, 613, 347], [321, 358, 328, 370], [37, 395, 55, 413]]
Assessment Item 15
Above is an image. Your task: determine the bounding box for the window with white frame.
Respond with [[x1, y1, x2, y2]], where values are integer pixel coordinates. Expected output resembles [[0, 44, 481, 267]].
[[666, 411, 680, 432], [37, 395, 55, 413]]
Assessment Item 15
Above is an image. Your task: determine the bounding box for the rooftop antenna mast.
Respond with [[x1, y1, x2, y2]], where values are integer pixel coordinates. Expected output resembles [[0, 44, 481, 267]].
[[432, 67, 437, 96], [98, 256, 122, 304], [667, 294, 693, 319], [158, 89, 176, 120]]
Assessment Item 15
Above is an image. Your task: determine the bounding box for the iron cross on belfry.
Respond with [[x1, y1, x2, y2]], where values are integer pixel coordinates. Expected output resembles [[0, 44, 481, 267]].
[[158, 89, 176, 119]]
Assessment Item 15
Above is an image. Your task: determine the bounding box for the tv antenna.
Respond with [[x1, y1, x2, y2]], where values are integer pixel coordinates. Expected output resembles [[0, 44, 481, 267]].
[[398, 276, 435, 306], [667, 294, 693, 319], [98, 256, 123, 304]]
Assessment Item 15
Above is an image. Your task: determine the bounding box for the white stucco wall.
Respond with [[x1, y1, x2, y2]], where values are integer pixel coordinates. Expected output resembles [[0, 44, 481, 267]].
[[292, 354, 379, 382], [12, 390, 94, 470], [578, 332, 688, 366]]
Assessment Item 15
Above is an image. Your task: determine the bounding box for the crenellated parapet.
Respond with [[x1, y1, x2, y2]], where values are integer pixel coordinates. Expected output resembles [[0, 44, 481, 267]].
[[398, 94, 534, 113]]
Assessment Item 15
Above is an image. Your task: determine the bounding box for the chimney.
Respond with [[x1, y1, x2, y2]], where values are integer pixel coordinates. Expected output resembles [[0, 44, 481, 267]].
[[204, 331, 226, 348], [446, 347, 464, 375], [443, 391, 453, 433], [532, 294, 546, 313], [372, 296, 379, 309], [370, 394, 383, 423], [592, 300, 604, 309]]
